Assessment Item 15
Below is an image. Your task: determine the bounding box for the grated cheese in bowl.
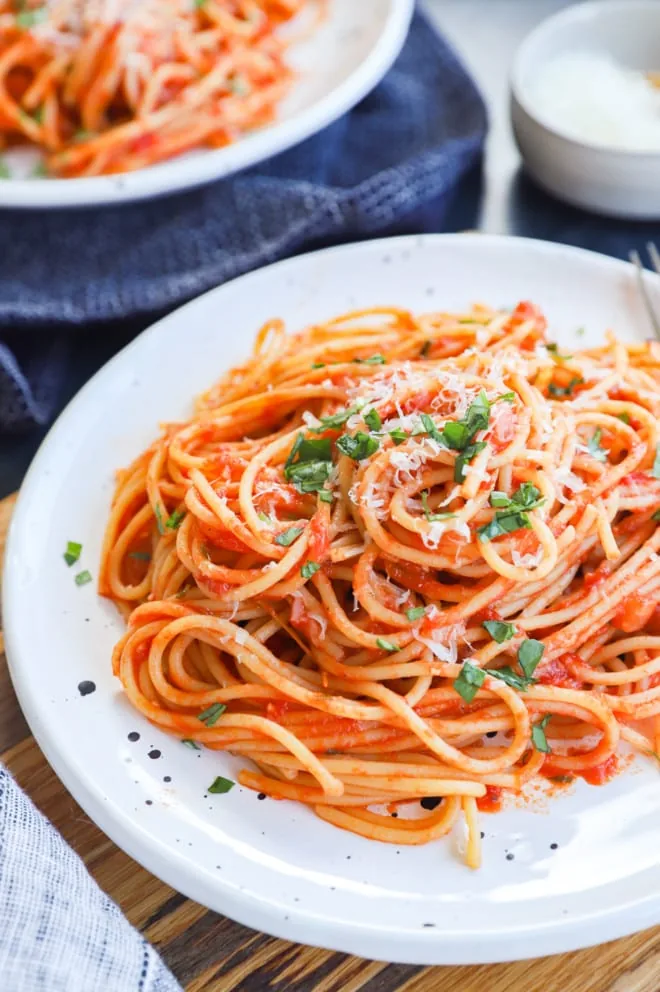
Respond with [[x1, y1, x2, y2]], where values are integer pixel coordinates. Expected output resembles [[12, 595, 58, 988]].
[[527, 51, 660, 151]]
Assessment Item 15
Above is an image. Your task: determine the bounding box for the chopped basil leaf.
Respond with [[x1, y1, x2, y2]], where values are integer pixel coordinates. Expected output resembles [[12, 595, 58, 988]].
[[440, 419, 469, 450], [16, 7, 48, 28], [166, 508, 186, 530], [208, 776, 235, 794], [587, 428, 607, 463], [406, 606, 426, 622], [420, 340, 432, 357], [310, 407, 357, 432], [453, 661, 485, 703], [182, 739, 201, 749], [653, 509, 660, 523], [301, 561, 320, 579], [337, 431, 379, 461], [284, 433, 333, 493], [389, 427, 409, 445], [420, 413, 444, 444], [531, 714, 552, 753], [478, 508, 532, 542], [311, 362, 326, 369], [512, 482, 543, 509], [275, 526, 303, 547], [548, 376, 583, 398], [354, 354, 386, 365], [489, 491, 511, 508], [420, 489, 456, 522], [482, 620, 516, 643], [617, 412, 631, 425], [198, 702, 226, 726], [318, 490, 334, 503], [364, 408, 382, 432], [653, 444, 660, 480], [486, 666, 532, 692], [75, 570, 92, 586], [546, 343, 572, 362], [129, 551, 151, 562], [518, 638, 544, 678], [497, 392, 516, 403], [63, 541, 82, 567], [454, 441, 487, 483], [376, 638, 398, 653], [257, 511, 272, 524], [575, 326, 585, 337]]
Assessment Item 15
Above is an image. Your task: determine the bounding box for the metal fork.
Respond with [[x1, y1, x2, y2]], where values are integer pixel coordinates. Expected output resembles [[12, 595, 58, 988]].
[[629, 243, 660, 341]]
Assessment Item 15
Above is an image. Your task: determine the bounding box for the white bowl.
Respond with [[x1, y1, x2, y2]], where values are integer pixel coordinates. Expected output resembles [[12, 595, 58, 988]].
[[511, 0, 660, 218]]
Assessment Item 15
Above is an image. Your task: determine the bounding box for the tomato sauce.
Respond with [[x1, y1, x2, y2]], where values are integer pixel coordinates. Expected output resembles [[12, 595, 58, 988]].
[[612, 595, 657, 633], [477, 785, 503, 813], [537, 654, 583, 690]]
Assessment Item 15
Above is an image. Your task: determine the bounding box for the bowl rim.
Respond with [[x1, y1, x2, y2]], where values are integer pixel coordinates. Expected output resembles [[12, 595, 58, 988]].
[[510, 0, 660, 159]]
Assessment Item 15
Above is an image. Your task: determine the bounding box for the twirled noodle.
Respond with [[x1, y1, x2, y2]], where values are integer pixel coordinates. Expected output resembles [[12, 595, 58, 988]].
[[101, 300, 660, 866]]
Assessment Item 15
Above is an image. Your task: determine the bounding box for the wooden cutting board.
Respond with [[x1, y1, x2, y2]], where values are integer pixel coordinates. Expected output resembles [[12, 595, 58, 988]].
[[0, 490, 658, 991]]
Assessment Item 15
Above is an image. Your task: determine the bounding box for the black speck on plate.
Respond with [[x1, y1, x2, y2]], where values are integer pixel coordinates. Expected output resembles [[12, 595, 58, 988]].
[[77, 680, 96, 697], [148, 749, 161, 759], [127, 732, 140, 742]]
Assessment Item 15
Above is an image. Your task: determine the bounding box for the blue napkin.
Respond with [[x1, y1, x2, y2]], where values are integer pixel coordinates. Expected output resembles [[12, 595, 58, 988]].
[[0, 10, 487, 432], [0, 767, 182, 991]]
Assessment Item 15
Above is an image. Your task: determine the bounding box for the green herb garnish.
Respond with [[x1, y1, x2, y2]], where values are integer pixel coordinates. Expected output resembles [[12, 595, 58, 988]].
[[453, 661, 485, 703], [420, 413, 444, 444], [454, 441, 487, 483], [548, 377, 583, 398], [311, 362, 326, 369], [482, 620, 516, 643], [546, 343, 572, 362], [182, 739, 201, 749], [166, 508, 186, 530], [354, 354, 386, 365], [283, 433, 333, 494], [337, 431, 379, 461], [587, 428, 607, 463], [63, 541, 82, 567], [376, 638, 398, 653], [531, 714, 552, 753], [406, 606, 426, 622], [478, 509, 532, 542], [75, 570, 92, 586], [208, 776, 235, 794], [16, 7, 48, 28], [364, 408, 382, 432], [389, 427, 409, 445], [518, 638, 544, 678], [310, 407, 357, 432], [198, 703, 226, 726], [318, 490, 334, 503], [617, 412, 631, 425], [301, 561, 320, 579], [275, 526, 303, 547]]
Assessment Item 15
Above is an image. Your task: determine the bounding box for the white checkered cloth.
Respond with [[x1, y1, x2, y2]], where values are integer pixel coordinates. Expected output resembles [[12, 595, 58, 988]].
[[0, 767, 182, 992]]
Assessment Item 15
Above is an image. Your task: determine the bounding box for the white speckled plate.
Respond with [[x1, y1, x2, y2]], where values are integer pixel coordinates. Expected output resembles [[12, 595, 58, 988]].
[[5, 235, 660, 964], [0, 0, 413, 208]]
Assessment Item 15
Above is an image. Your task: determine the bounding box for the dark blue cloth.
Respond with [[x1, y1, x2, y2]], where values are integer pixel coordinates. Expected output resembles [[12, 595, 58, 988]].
[[0, 10, 487, 432]]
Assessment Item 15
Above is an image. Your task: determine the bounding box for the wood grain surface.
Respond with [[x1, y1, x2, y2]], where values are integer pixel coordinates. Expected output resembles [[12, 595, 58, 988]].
[[1, 490, 658, 991]]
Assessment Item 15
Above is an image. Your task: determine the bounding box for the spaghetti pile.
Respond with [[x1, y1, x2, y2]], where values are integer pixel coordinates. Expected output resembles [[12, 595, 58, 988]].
[[101, 301, 660, 867], [0, 0, 313, 176]]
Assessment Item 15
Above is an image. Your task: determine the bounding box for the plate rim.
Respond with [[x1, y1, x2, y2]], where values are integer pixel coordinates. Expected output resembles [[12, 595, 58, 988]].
[[0, 0, 413, 209], [4, 233, 660, 965]]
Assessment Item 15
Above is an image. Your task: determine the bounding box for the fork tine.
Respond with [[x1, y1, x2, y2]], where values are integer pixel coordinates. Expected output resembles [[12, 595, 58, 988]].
[[647, 241, 660, 276], [630, 249, 660, 342]]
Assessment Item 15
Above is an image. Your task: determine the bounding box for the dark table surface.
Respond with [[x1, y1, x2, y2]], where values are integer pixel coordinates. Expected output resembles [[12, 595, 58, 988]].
[[2, 0, 660, 500]]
